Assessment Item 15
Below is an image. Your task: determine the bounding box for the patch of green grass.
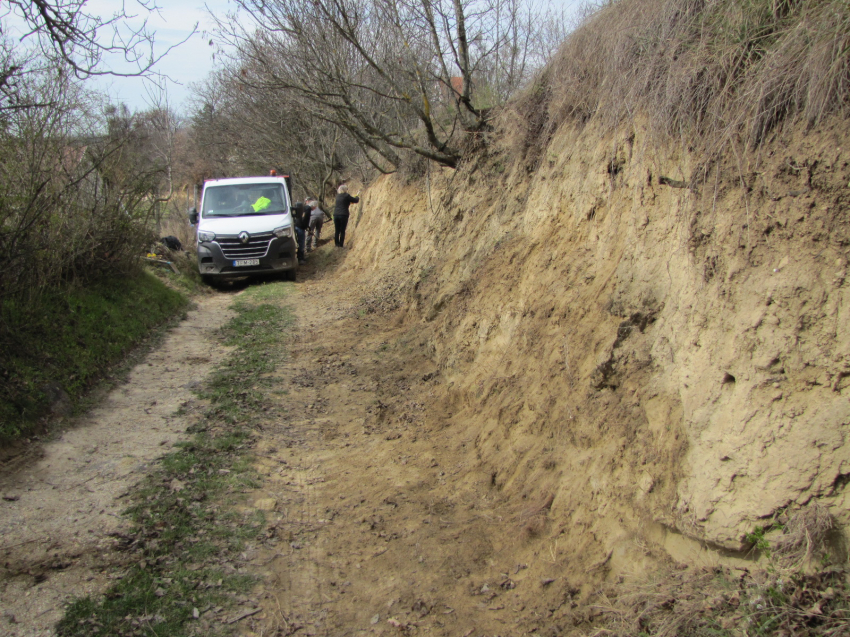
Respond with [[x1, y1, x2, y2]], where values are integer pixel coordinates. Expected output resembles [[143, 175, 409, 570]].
[[744, 521, 783, 558], [198, 284, 293, 425], [57, 281, 294, 637], [0, 271, 189, 441]]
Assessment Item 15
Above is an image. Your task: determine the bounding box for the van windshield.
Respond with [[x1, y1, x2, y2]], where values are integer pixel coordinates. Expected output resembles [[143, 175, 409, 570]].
[[202, 184, 288, 218]]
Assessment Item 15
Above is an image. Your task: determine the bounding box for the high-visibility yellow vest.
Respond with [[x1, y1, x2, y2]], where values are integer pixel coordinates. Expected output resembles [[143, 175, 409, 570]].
[[252, 196, 271, 212]]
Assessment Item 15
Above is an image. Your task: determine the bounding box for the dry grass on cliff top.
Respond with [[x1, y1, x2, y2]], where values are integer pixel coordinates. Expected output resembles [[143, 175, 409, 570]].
[[506, 0, 850, 167]]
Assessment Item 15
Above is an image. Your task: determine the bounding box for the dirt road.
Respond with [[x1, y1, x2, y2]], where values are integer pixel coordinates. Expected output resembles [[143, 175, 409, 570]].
[[1, 258, 578, 637], [233, 263, 578, 637], [0, 294, 236, 636]]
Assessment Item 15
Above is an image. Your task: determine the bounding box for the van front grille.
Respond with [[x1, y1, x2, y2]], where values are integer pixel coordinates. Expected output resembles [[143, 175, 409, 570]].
[[216, 232, 274, 259]]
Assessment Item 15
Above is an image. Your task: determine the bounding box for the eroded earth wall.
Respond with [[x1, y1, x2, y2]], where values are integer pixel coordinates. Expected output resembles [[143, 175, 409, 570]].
[[339, 116, 850, 570]]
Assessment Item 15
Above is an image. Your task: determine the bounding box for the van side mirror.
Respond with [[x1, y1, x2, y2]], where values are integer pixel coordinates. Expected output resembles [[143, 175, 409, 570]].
[[188, 208, 198, 225]]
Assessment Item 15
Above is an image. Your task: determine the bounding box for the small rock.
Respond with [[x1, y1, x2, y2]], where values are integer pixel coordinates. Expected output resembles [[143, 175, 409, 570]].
[[370, 614, 380, 624]]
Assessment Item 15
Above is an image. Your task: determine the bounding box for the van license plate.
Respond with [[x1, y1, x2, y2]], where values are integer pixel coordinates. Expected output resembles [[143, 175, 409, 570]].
[[233, 259, 260, 267]]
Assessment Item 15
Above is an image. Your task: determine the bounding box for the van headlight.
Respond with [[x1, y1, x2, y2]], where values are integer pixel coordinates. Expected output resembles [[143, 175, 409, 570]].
[[273, 225, 293, 238], [198, 230, 216, 242]]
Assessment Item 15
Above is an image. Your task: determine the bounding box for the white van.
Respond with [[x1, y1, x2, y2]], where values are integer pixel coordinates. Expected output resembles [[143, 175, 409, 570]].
[[188, 174, 298, 282]]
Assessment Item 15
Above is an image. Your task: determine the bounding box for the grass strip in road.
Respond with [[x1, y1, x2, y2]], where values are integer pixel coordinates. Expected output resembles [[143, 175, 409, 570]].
[[57, 280, 294, 637]]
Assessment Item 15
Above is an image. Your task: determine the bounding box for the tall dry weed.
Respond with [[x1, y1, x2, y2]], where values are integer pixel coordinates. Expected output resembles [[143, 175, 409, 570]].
[[503, 0, 850, 168]]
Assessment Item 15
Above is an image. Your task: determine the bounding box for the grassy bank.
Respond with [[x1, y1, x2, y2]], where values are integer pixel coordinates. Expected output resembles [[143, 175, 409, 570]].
[[509, 0, 850, 168], [0, 270, 190, 441], [57, 281, 294, 637]]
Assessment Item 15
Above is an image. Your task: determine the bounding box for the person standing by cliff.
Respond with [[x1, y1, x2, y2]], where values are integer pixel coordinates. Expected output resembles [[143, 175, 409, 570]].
[[293, 201, 311, 264], [333, 184, 359, 248], [306, 197, 326, 252]]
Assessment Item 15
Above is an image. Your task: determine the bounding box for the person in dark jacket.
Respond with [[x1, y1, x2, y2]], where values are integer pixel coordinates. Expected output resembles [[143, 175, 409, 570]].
[[333, 184, 359, 248], [293, 201, 311, 263]]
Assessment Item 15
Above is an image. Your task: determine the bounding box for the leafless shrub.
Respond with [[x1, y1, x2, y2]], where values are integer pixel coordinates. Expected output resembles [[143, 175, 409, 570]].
[[0, 66, 179, 326], [209, 0, 568, 171], [503, 0, 850, 170]]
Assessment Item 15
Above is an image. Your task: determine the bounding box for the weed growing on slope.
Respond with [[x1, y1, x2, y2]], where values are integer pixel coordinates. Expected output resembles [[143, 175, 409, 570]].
[[57, 281, 294, 637], [588, 503, 850, 637]]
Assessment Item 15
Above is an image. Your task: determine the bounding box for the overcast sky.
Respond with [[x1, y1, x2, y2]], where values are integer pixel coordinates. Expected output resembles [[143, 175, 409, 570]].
[[81, 0, 232, 113], [7, 0, 585, 114]]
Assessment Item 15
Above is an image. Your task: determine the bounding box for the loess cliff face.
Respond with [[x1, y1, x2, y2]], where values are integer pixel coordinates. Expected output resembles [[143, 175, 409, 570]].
[[339, 114, 850, 571]]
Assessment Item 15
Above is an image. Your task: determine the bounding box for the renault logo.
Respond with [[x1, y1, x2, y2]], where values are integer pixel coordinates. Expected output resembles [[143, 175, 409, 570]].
[[238, 231, 250, 245]]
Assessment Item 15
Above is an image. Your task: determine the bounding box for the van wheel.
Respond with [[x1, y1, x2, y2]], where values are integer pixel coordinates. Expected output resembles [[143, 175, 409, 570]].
[[201, 274, 216, 286], [285, 269, 296, 282]]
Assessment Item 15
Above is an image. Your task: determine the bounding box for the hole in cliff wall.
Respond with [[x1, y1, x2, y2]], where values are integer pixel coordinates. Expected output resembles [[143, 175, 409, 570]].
[[608, 158, 624, 177], [592, 357, 618, 390], [722, 372, 736, 385], [831, 472, 850, 492]]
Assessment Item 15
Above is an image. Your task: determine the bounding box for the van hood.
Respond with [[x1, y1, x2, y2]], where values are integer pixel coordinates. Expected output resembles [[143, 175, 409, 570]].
[[198, 213, 291, 235]]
